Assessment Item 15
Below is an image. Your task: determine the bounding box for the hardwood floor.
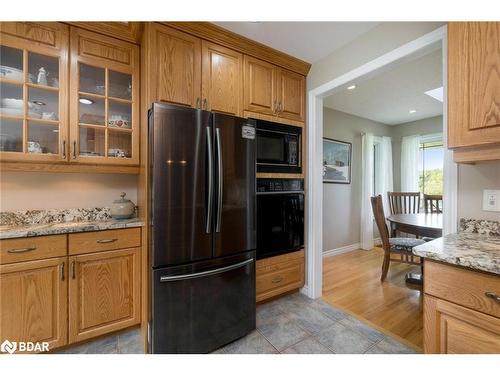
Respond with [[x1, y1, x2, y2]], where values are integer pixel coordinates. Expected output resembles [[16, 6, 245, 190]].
[[322, 247, 423, 350]]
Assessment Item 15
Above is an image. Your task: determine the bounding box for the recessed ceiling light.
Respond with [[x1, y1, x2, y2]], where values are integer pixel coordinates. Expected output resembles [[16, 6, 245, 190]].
[[347, 85, 356, 90], [32, 101, 46, 106], [424, 87, 444, 102], [409, 109, 417, 114], [79, 98, 94, 105]]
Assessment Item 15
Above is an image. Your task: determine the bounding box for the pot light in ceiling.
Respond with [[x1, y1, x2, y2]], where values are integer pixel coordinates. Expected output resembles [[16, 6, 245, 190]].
[[32, 101, 46, 106], [79, 98, 94, 105], [347, 85, 356, 90], [424, 86, 444, 102], [409, 109, 417, 114]]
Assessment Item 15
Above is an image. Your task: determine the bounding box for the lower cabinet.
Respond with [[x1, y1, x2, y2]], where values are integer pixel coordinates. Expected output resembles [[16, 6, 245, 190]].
[[68, 247, 141, 343], [424, 295, 500, 353], [0, 257, 68, 351], [256, 249, 305, 303]]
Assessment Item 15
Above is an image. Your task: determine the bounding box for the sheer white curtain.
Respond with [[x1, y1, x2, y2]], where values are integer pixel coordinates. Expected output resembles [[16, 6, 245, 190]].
[[360, 133, 374, 250], [374, 136, 394, 217], [401, 135, 420, 191]]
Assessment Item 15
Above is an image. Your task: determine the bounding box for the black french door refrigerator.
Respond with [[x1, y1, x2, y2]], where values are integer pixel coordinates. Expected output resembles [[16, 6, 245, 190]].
[[149, 103, 256, 354]]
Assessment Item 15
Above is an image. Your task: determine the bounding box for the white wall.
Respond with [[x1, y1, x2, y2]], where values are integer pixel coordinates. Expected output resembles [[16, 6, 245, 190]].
[[0, 172, 138, 211], [323, 108, 392, 251]]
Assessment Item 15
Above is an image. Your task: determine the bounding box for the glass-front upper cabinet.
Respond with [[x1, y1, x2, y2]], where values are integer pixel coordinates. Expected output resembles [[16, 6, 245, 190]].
[[69, 27, 139, 165], [0, 23, 69, 161]]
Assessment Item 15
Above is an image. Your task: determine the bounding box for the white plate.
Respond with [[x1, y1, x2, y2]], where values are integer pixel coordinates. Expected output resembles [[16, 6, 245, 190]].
[[0, 65, 35, 83], [0, 107, 42, 119]]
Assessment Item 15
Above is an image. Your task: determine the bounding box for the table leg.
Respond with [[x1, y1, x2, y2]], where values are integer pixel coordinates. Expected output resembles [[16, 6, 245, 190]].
[[390, 223, 397, 238]]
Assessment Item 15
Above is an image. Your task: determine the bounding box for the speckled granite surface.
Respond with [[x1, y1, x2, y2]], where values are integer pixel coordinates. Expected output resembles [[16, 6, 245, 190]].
[[413, 233, 500, 275], [460, 218, 500, 236], [0, 207, 143, 239]]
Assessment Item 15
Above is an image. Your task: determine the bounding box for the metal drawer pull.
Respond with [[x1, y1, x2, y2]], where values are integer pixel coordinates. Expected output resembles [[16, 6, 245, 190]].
[[7, 246, 37, 254], [160, 258, 254, 282], [60, 262, 65, 281], [485, 292, 500, 303], [96, 238, 118, 244], [272, 276, 283, 284], [71, 261, 76, 279]]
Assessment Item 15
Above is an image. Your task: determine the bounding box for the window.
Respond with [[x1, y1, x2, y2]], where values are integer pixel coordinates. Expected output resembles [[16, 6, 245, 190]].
[[418, 135, 444, 195]]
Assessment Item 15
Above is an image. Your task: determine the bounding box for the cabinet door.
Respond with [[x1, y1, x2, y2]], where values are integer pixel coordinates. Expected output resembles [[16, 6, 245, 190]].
[[202, 41, 243, 116], [424, 295, 500, 354], [448, 22, 500, 149], [0, 22, 69, 162], [150, 24, 201, 108], [68, 247, 140, 343], [243, 56, 277, 116], [0, 257, 67, 352], [69, 27, 140, 165], [276, 68, 305, 122]]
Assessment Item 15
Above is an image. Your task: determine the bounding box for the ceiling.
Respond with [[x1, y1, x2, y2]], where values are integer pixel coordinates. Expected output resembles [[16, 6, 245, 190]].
[[213, 22, 379, 63], [323, 48, 443, 125]]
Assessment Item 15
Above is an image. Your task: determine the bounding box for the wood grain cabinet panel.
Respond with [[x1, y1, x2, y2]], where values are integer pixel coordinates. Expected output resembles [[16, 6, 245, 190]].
[[424, 295, 500, 353], [448, 22, 500, 160], [68, 228, 141, 255], [150, 24, 202, 108], [243, 56, 276, 116], [0, 235, 67, 264], [0, 257, 68, 351], [68, 247, 140, 343], [277, 68, 305, 122], [202, 41, 243, 116]]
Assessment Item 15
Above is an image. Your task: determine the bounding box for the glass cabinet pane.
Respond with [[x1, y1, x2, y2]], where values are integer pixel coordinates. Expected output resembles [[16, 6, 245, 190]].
[[79, 63, 105, 95], [108, 100, 131, 129], [28, 87, 58, 120], [0, 118, 23, 152], [0, 46, 24, 82], [79, 95, 105, 125], [28, 121, 59, 154], [108, 130, 132, 158], [0, 83, 24, 117], [28, 52, 59, 87], [109, 70, 132, 100], [79, 126, 105, 157]]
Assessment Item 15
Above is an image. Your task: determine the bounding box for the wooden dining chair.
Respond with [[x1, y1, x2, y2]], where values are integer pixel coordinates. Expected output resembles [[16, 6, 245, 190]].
[[387, 192, 421, 215], [424, 194, 443, 213], [371, 195, 425, 282]]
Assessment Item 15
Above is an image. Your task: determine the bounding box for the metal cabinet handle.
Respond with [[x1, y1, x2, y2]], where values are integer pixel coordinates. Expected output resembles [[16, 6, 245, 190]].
[[96, 238, 118, 244], [196, 97, 201, 109], [7, 246, 36, 254], [62, 140, 66, 159], [203, 98, 208, 110], [60, 262, 65, 281], [485, 292, 500, 303], [71, 261, 76, 279], [278, 101, 283, 115], [72, 141, 77, 159], [272, 100, 277, 115], [272, 276, 283, 284]]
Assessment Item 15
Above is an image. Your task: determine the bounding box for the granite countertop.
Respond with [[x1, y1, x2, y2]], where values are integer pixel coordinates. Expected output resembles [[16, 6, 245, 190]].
[[413, 233, 500, 275], [0, 217, 144, 240]]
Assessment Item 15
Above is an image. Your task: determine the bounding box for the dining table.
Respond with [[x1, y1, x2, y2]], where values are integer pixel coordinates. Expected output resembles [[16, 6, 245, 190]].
[[387, 212, 443, 285]]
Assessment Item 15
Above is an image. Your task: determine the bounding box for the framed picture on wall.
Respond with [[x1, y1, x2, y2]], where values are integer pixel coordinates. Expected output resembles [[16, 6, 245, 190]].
[[323, 138, 352, 184]]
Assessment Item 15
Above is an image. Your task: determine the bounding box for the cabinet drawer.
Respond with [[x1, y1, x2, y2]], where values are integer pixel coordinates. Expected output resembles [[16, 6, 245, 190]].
[[0, 235, 67, 264], [68, 228, 141, 255], [425, 260, 500, 318], [256, 250, 305, 302]]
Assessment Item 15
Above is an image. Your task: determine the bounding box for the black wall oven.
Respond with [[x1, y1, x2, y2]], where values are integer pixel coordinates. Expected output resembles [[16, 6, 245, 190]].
[[254, 119, 301, 174], [257, 179, 304, 259]]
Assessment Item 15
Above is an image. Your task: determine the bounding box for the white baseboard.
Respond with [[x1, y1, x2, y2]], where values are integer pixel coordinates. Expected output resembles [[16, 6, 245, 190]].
[[323, 238, 382, 258]]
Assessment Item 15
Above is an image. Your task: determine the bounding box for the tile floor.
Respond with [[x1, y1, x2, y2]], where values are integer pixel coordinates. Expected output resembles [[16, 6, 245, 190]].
[[57, 293, 416, 354]]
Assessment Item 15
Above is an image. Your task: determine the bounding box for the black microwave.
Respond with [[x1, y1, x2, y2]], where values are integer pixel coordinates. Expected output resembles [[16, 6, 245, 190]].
[[254, 119, 302, 174]]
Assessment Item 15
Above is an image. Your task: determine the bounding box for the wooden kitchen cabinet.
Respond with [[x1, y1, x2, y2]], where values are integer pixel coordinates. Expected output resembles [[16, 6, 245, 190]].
[[243, 55, 277, 116], [202, 41, 243, 116], [0, 256, 68, 351], [68, 247, 141, 344], [69, 27, 140, 166], [146, 23, 202, 108], [0, 22, 69, 163], [448, 22, 500, 162], [276, 68, 305, 122]]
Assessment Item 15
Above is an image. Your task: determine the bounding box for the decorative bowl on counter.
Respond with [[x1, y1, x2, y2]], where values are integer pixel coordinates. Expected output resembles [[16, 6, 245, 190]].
[[110, 192, 136, 219]]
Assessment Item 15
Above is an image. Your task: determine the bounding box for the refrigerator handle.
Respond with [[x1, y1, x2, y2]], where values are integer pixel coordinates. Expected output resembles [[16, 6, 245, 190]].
[[215, 128, 223, 233], [159, 258, 254, 282], [206, 127, 214, 234]]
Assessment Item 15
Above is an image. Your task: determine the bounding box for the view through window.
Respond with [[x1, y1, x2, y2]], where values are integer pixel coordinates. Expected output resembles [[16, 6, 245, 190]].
[[418, 138, 444, 195]]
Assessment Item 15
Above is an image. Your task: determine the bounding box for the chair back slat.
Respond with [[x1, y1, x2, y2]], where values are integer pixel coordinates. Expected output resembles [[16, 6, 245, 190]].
[[424, 194, 443, 213], [371, 195, 390, 250], [387, 192, 420, 214]]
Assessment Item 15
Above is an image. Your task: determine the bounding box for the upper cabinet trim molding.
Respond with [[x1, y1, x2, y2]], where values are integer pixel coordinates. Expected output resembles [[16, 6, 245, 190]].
[[163, 22, 311, 76], [65, 22, 143, 44]]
